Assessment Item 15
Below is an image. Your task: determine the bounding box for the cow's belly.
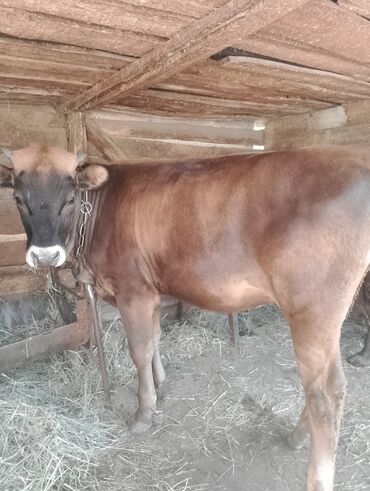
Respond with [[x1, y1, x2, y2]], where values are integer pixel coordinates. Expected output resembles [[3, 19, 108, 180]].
[[164, 274, 274, 313]]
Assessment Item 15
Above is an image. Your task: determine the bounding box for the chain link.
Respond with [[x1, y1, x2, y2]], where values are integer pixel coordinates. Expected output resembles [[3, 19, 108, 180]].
[[76, 190, 93, 259]]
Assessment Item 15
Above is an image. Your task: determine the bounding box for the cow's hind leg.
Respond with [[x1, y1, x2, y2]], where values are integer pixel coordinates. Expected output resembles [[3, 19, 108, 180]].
[[117, 293, 160, 433], [152, 305, 167, 398], [289, 313, 346, 491]]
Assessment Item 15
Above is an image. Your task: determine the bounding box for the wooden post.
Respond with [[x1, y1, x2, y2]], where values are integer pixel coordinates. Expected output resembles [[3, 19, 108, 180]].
[[66, 112, 87, 154]]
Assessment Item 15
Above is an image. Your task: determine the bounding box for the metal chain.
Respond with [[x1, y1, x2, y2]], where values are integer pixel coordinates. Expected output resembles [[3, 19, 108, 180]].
[[76, 190, 93, 259]]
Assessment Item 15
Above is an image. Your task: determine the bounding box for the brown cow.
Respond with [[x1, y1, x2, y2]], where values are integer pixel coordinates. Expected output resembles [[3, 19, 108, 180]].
[[2, 143, 370, 491]]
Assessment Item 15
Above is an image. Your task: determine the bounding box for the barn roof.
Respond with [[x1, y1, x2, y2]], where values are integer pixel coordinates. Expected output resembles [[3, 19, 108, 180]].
[[1, 0, 369, 119]]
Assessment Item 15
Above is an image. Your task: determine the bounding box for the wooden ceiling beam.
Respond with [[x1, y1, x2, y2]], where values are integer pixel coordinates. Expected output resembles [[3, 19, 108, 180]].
[[62, 0, 311, 112]]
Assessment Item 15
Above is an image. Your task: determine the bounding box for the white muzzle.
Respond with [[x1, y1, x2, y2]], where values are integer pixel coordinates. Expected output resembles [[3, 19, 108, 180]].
[[26, 245, 66, 268]]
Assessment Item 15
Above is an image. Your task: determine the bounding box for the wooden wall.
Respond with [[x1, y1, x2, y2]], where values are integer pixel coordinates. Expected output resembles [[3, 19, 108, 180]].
[[265, 101, 370, 150]]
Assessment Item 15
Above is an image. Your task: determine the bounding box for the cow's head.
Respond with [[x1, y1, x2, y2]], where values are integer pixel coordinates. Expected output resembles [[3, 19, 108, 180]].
[[0, 143, 108, 268]]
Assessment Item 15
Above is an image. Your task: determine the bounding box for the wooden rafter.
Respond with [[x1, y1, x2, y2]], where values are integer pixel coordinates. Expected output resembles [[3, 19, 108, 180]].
[[62, 0, 310, 112]]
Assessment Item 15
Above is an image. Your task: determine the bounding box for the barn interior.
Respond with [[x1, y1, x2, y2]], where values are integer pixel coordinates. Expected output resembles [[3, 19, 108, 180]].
[[1, 1, 370, 490], [2, 0, 370, 298]]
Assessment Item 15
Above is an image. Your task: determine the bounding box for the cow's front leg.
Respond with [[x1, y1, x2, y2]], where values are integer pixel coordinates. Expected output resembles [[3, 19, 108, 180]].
[[117, 293, 160, 433]]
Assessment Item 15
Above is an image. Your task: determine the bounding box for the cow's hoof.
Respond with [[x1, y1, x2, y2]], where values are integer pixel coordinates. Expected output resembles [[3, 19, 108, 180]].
[[130, 418, 152, 434], [348, 352, 370, 368], [129, 409, 153, 434]]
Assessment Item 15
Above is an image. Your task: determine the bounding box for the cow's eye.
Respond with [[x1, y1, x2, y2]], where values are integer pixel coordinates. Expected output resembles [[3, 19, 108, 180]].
[[14, 195, 32, 215], [68, 196, 75, 205]]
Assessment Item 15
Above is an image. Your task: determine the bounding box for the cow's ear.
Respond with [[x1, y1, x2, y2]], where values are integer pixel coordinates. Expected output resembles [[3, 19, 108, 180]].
[[76, 164, 109, 190], [0, 148, 14, 187], [0, 164, 13, 187]]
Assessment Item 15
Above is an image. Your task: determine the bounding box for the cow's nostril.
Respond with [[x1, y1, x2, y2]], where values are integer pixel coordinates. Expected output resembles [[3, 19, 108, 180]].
[[51, 251, 60, 265], [31, 251, 39, 266]]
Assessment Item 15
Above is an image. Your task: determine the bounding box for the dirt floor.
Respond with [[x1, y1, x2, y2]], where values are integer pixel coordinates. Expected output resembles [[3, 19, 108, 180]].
[[1, 302, 370, 491]]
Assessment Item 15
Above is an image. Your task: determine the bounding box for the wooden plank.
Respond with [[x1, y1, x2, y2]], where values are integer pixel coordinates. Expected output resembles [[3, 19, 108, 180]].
[[0, 6, 163, 58], [63, 0, 311, 111], [0, 103, 64, 128], [0, 265, 46, 297], [156, 75, 338, 107], [237, 0, 370, 80], [266, 122, 370, 150], [4, 0, 192, 37], [93, 109, 263, 145], [86, 115, 128, 160], [113, 89, 330, 117], [235, 36, 370, 82], [0, 233, 26, 243], [0, 37, 134, 71], [0, 122, 67, 150], [0, 77, 78, 98], [0, 93, 63, 106], [67, 112, 87, 154], [218, 57, 370, 102], [122, 0, 221, 18], [338, 0, 370, 19], [0, 240, 26, 267], [88, 137, 256, 160], [0, 56, 113, 86], [0, 189, 24, 235], [343, 100, 370, 126], [264, 102, 370, 150], [267, 106, 347, 134], [0, 319, 90, 370]]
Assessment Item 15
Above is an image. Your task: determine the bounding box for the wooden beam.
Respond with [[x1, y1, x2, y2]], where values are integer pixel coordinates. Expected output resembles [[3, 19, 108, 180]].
[[62, 0, 310, 111], [0, 265, 46, 297], [338, 0, 370, 19], [85, 115, 128, 160], [0, 6, 161, 58], [112, 89, 329, 117], [66, 112, 87, 154], [93, 108, 261, 145], [0, 300, 90, 370], [236, 0, 370, 81], [265, 102, 370, 150], [2, 0, 192, 38]]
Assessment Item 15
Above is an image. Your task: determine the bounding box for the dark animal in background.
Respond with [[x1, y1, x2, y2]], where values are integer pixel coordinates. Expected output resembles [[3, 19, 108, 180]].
[[2, 143, 370, 491]]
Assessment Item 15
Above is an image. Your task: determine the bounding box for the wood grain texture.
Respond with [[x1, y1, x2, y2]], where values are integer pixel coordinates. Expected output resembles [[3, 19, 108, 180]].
[[0, 318, 89, 370], [3, 0, 193, 37], [67, 112, 87, 154], [338, 0, 370, 19], [0, 6, 163, 57], [265, 102, 370, 150], [93, 109, 262, 145], [88, 137, 256, 161], [63, 0, 310, 111], [219, 57, 370, 102], [86, 115, 128, 160], [0, 265, 46, 297], [237, 0, 370, 81], [113, 89, 330, 117]]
